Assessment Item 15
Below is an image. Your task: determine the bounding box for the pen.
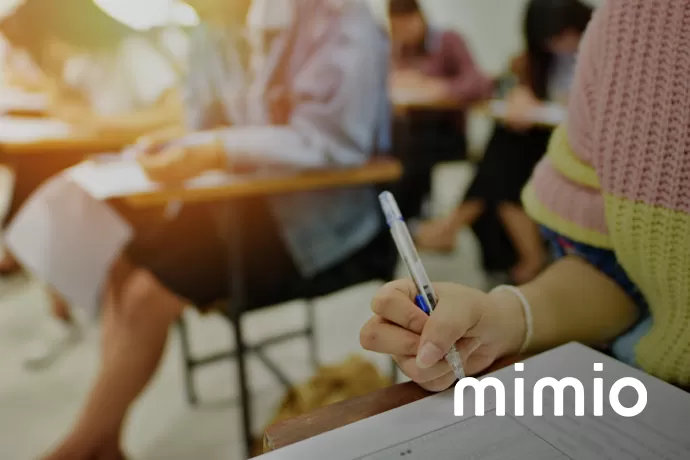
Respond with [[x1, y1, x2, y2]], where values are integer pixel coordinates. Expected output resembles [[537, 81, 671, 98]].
[[378, 191, 466, 380]]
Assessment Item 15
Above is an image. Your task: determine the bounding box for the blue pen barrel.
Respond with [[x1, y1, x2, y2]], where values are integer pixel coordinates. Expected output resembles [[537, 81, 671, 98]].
[[415, 295, 430, 315]]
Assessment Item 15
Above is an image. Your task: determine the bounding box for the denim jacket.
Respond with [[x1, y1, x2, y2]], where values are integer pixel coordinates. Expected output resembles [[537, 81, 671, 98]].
[[183, 0, 391, 277]]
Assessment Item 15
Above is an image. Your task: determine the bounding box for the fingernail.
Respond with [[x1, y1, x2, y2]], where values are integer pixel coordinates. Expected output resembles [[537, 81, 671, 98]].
[[417, 342, 444, 369]]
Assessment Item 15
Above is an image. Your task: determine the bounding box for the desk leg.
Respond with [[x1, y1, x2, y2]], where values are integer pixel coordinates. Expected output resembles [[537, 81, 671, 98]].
[[224, 201, 254, 459]]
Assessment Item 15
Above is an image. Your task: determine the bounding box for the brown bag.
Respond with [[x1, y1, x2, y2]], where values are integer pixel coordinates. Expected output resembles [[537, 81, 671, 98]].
[[254, 355, 391, 454]]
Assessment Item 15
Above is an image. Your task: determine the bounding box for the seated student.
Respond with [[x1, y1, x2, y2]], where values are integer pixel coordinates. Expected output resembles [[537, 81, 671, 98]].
[[387, 0, 493, 220], [6, 0, 395, 458], [0, 0, 189, 369], [415, 0, 592, 284], [362, 0, 690, 392]]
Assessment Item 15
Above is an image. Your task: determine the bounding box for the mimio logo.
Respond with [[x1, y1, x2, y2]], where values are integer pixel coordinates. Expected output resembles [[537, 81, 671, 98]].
[[455, 363, 648, 418]]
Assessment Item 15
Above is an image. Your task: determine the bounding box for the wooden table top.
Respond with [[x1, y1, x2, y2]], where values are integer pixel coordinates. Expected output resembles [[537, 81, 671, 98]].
[[263, 355, 526, 453], [0, 117, 135, 156], [121, 157, 403, 207]]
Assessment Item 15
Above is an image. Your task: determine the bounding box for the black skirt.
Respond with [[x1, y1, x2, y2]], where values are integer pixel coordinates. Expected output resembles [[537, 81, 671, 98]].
[[115, 197, 397, 311], [392, 110, 467, 219], [466, 124, 552, 272]]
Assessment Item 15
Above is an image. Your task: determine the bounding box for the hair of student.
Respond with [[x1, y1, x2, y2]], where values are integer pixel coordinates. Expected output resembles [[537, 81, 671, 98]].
[[388, 0, 428, 57], [388, 0, 422, 16], [524, 0, 593, 100]]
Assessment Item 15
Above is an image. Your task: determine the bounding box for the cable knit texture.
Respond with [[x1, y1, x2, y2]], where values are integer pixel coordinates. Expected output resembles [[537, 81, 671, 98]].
[[522, 0, 690, 385]]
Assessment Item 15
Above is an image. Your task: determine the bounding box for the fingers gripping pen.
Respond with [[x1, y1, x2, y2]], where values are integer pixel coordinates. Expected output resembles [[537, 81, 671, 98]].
[[379, 191, 465, 380]]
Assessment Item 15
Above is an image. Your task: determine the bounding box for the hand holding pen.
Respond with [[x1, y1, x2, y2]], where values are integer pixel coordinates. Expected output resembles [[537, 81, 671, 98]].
[[378, 192, 466, 382]]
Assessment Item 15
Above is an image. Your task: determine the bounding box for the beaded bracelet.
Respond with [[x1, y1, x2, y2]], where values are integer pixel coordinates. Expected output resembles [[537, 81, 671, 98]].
[[490, 285, 533, 355]]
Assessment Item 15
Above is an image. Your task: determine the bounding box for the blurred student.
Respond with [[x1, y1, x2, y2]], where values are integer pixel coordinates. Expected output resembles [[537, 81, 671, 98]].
[[387, 0, 492, 220], [362, 0, 690, 393], [6, 0, 394, 458], [0, 0, 188, 369], [416, 0, 592, 284]]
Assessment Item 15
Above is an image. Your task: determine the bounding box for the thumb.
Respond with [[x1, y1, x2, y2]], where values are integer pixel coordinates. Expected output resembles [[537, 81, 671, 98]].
[[416, 287, 477, 369]]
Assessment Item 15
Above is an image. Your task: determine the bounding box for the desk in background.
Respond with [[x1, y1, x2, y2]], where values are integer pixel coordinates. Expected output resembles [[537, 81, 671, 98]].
[[0, 116, 137, 222]]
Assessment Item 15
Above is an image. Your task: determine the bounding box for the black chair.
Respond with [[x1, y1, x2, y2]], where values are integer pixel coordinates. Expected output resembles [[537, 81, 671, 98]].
[[175, 184, 400, 458]]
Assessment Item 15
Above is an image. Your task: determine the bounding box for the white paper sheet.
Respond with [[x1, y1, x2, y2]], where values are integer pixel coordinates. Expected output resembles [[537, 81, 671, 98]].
[[66, 159, 243, 201], [0, 88, 48, 114], [0, 116, 72, 143], [257, 343, 690, 460], [4, 175, 133, 316], [488, 99, 566, 126]]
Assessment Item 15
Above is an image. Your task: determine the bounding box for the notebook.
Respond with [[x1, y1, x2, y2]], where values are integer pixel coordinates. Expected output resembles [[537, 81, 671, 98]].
[[257, 343, 690, 460]]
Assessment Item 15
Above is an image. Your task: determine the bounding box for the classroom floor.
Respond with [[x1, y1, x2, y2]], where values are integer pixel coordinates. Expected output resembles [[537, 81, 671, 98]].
[[0, 163, 492, 460]]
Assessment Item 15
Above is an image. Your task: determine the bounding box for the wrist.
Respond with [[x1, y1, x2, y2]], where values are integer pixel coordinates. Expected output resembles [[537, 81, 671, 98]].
[[487, 287, 527, 358]]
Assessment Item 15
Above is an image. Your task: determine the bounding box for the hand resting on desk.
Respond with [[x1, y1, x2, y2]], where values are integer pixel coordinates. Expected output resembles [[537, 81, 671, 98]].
[[360, 279, 526, 392], [136, 141, 226, 183]]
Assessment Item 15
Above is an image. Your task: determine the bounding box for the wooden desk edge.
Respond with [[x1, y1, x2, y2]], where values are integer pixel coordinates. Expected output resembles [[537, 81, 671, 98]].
[[123, 158, 403, 207], [263, 355, 527, 452]]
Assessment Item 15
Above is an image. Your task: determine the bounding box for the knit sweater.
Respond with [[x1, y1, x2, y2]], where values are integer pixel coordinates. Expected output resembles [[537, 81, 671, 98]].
[[522, 0, 690, 386]]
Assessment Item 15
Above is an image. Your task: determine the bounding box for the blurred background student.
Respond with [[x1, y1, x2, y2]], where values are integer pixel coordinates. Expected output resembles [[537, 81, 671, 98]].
[[387, 0, 492, 221], [0, 0, 189, 369], [5, 0, 397, 458], [415, 0, 593, 284]]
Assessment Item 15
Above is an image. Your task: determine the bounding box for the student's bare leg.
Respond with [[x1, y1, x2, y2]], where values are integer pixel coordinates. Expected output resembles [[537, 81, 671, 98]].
[[43, 259, 186, 460], [415, 199, 485, 252], [497, 202, 546, 284]]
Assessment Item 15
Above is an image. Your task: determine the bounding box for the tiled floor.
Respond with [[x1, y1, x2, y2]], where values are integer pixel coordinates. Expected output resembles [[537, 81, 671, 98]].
[[0, 162, 493, 460]]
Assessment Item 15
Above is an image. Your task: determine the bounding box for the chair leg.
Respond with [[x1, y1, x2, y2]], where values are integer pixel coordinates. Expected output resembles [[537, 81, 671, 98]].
[[231, 313, 254, 458], [305, 300, 319, 371], [176, 318, 199, 406]]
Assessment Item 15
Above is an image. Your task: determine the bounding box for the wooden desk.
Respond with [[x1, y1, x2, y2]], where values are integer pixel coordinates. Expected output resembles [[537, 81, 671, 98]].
[[0, 116, 137, 222], [122, 158, 403, 207], [0, 117, 135, 156], [393, 98, 463, 115], [263, 355, 526, 453]]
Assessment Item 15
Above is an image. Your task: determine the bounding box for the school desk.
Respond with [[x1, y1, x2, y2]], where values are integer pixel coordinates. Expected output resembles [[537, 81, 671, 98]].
[[118, 157, 403, 459], [262, 354, 527, 453], [0, 116, 137, 222], [0, 116, 135, 157]]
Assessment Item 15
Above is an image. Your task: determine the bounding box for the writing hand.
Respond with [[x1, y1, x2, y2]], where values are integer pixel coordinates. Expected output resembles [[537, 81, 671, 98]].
[[360, 279, 526, 391]]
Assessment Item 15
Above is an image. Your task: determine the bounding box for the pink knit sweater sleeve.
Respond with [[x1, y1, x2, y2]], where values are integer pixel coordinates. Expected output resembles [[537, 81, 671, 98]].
[[529, 0, 690, 237], [525, 0, 690, 384], [591, 0, 690, 213]]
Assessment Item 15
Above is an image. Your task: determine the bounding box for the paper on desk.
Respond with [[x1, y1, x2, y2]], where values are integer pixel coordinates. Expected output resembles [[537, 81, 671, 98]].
[[66, 158, 237, 200], [0, 116, 72, 143], [0, 88, 48, 114], [488, 99, 566, 126], [390, 87, 440, 106], [5, 175, 133, 317], [257, 343, 690, 460]]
